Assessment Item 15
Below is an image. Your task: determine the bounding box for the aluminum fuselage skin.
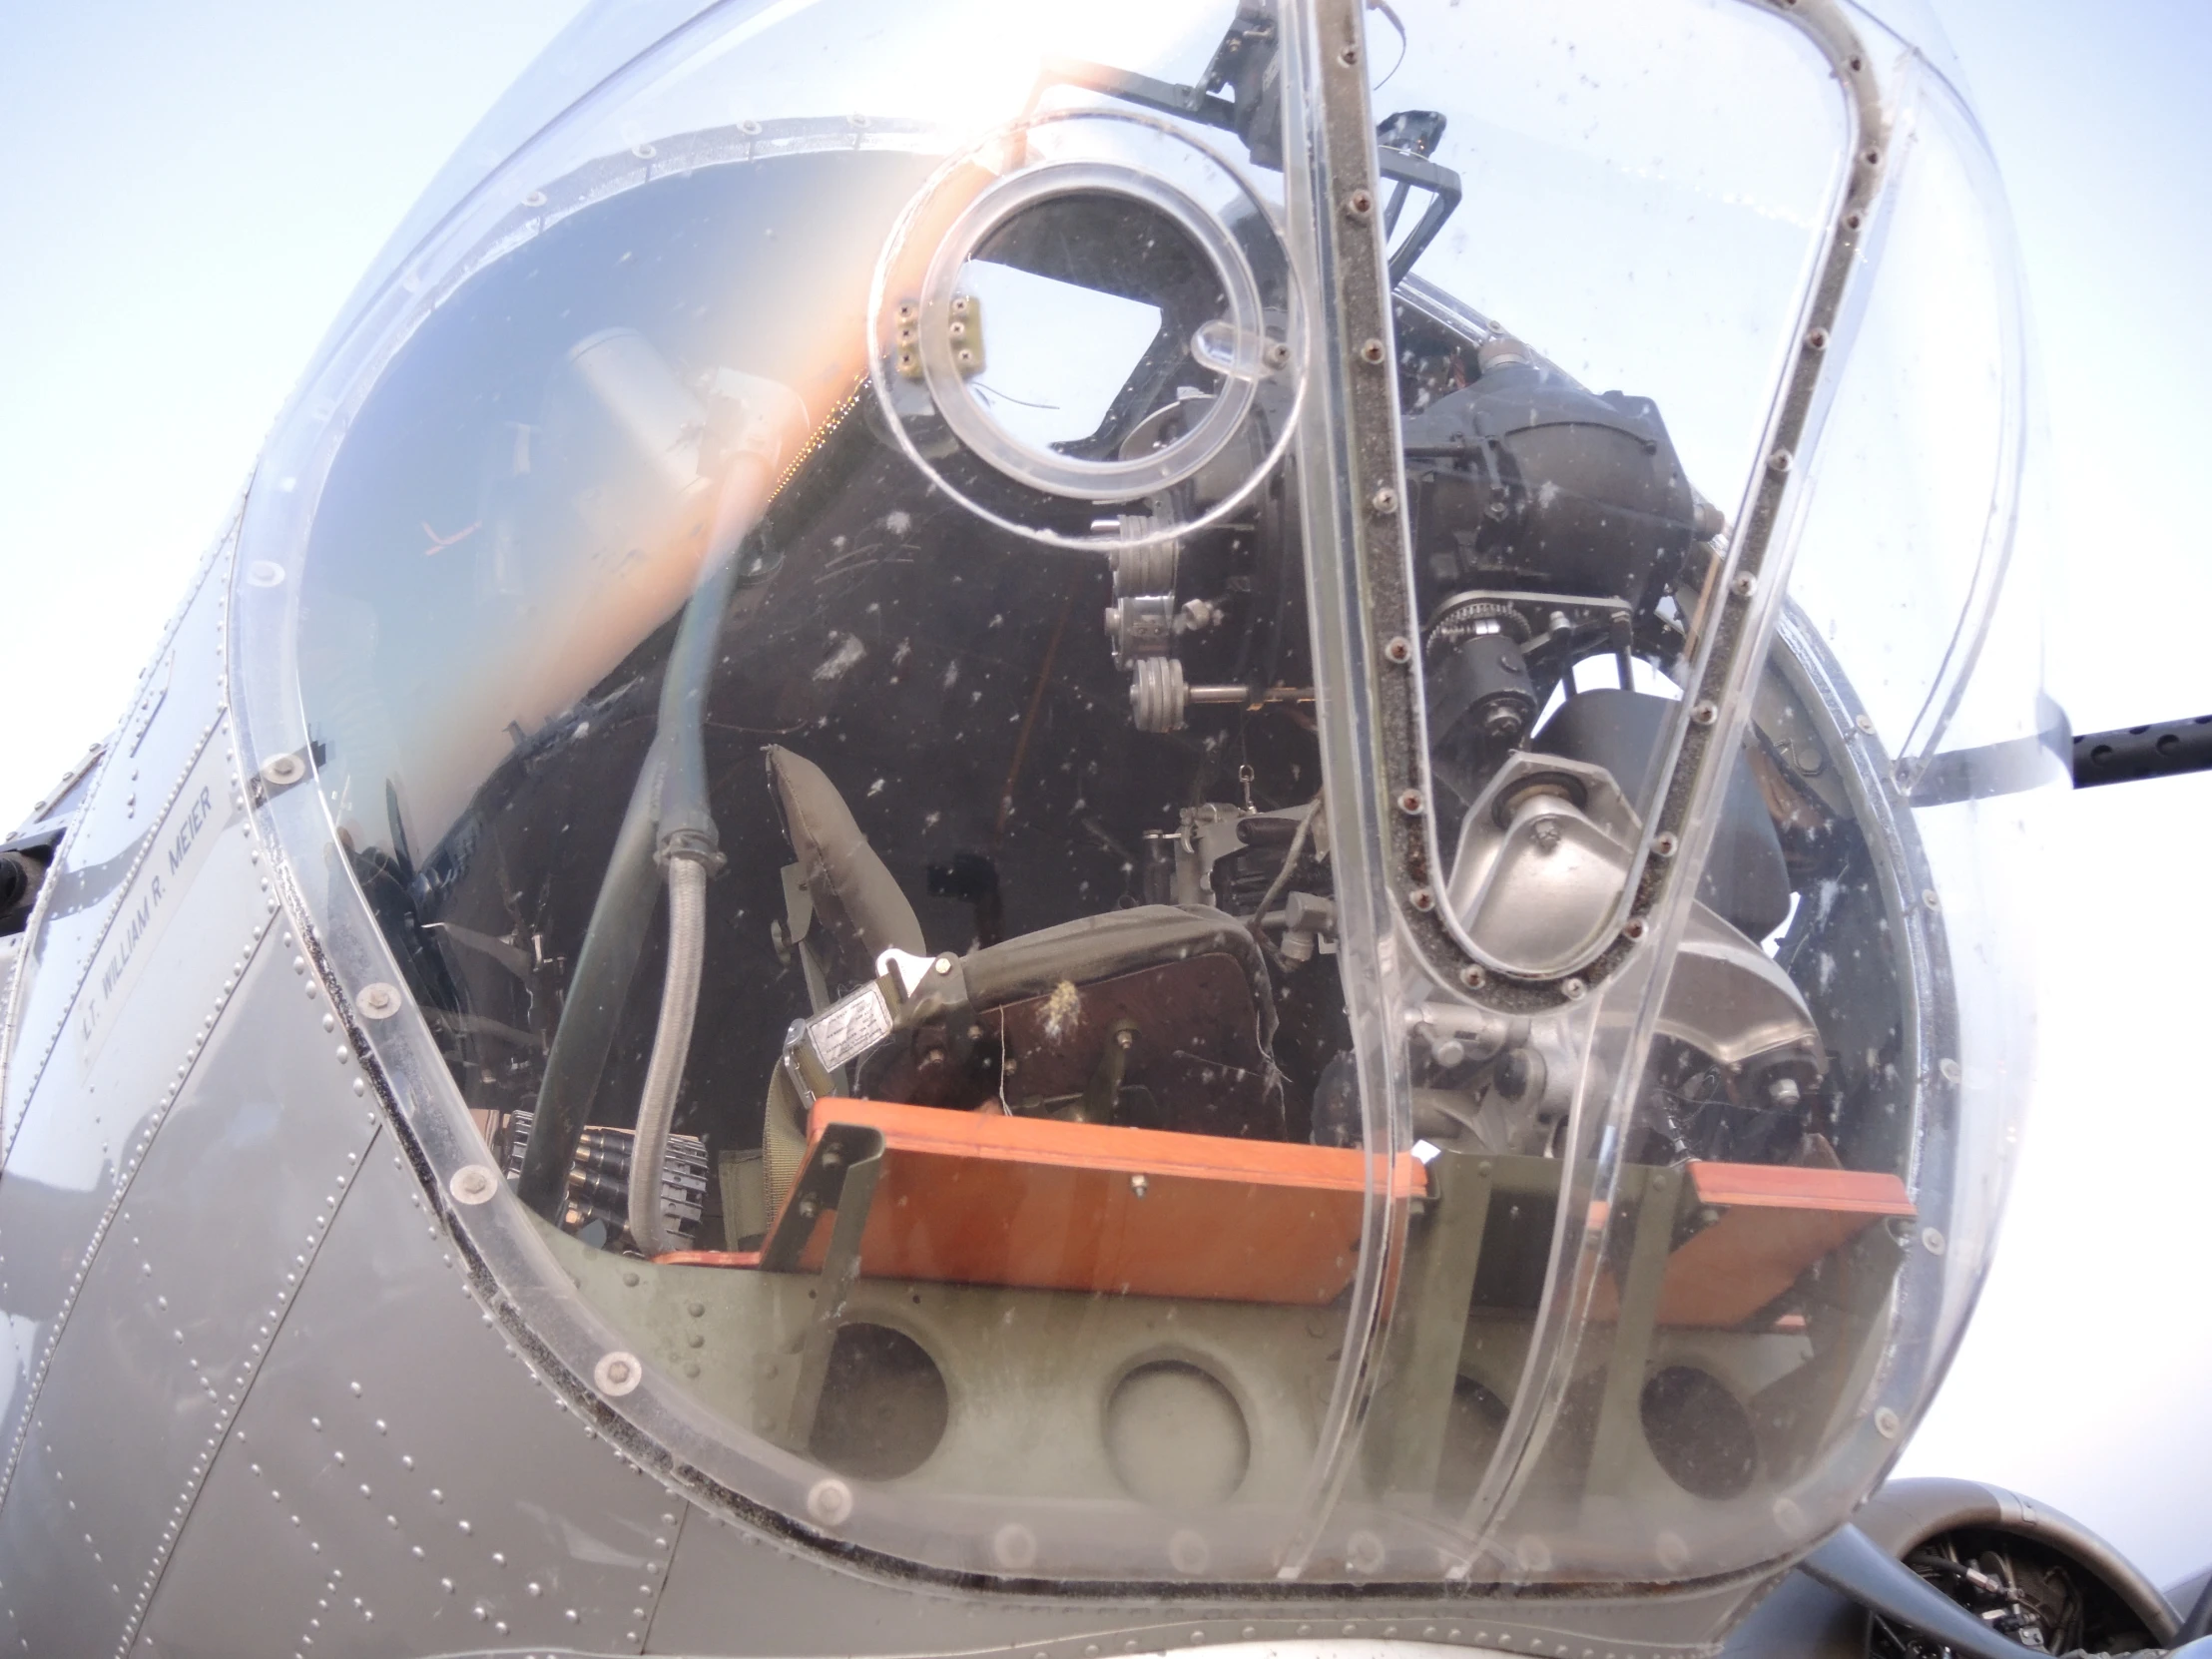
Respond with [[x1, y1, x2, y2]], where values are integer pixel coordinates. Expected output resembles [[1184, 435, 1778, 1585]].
[[0, 543, 1852, 1659]]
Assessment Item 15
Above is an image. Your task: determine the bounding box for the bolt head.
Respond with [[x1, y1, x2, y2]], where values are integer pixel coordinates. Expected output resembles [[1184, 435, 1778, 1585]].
[[448, 1166, 498, 1206], [593, 1351, 642, 1396], [806, 1478, 853, 1526]]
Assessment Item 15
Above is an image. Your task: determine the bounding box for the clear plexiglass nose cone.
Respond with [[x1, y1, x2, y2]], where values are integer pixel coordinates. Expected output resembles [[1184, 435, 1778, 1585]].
[[220, 0, 2052, 1600]]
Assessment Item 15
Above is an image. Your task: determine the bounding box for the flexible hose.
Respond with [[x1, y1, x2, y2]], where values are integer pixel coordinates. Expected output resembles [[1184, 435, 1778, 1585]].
[[516, 744, 665, 1219], [628, 854, 710, 1257], [536, 390, 786, 1238], [1248, 790, 1325, 955]]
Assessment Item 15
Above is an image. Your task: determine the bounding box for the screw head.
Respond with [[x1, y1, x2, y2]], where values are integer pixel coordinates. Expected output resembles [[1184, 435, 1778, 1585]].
[[1730, 572, 1757, 599], [1458, 963, 1487, 989], [1805, 326, 1830, 351], [1407, 886, 1436, 913], [260, 753, 305, 788], [1559, 976, 1587, 1001], [992, 1522, 1039, 1570], [1396, 789, 1425, 817], [1652, 831, 1680, 859], [594, 1351, 642, 1396], [806, 1478, 853, 1527], [1767, 448, 1794, 475], [1690, 700, 1719, 727], [1874, 1406, 1902, 1439], [1383, 635, 1412, 665], [1343, 189, 1375, 221], [357, 982, 401, 1020], [1359, 337, 1386, 365], [448, 1166, 499, 1206], [1922, 1226, 1946, 1256], [1370, 486, 1399, 515]]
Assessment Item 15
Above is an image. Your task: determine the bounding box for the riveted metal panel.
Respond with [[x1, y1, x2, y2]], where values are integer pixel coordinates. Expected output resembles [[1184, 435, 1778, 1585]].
[[649, 1503, 1747, 1659], [0, 759, 271, 1493], [0, 889, 378, 1659], [137, 1134, 680, 1658], [2, 534, 233, 1154]]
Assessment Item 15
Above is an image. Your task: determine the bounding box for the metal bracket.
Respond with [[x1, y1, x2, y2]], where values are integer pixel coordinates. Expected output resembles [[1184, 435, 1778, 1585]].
[[1582, 1164, 1687, 1493], [1372, 1148, 1495, 1498], [777, 1125, 886, 1448]]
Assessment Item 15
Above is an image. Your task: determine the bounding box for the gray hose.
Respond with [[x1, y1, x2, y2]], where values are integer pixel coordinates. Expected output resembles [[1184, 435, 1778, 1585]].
[[516, 744, 666, 1219], [1249, 790, 1325, 955], [628, 853, 710, 1256], [521, 367, 787, 1239]]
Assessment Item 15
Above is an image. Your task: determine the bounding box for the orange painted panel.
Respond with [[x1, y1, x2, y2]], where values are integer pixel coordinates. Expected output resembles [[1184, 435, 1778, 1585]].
[[1656, 1161, 1915, 1328], [767, 1099, 1423, 1305], [1685, 1161, 1916, 1216]]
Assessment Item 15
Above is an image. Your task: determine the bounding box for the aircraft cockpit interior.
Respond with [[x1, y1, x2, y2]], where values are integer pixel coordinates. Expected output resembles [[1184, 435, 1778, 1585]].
[[237, 0, 2053, 1597]]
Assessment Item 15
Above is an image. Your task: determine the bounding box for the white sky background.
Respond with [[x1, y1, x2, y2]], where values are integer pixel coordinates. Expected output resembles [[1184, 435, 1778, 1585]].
[[0, 0, 2207, 1596]]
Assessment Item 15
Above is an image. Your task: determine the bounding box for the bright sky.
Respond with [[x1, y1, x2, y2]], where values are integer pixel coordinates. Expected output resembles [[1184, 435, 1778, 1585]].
[[0, 0, 2206, 1596]]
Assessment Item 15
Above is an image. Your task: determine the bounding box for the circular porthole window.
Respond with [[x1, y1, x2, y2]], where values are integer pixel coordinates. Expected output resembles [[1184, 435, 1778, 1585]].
[[868, 110, 1304, 547]]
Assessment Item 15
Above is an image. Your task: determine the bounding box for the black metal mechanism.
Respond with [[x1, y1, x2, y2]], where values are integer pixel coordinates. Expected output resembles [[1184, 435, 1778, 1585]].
[[0, 843, 51, 936], [2071, 714, 2212, 789], [1035, 1, 1462, 286], [0, 744, 101, 937], [1805, 1525, 2070, 1659]]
